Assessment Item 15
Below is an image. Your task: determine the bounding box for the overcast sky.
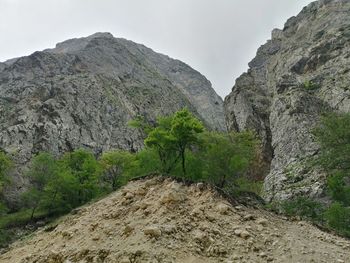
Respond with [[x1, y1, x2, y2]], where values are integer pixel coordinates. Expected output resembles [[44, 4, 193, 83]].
[[0, 0, 314, 98]]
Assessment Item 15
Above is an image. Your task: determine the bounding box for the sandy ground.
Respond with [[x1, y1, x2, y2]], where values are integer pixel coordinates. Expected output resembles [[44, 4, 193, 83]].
[[1, 177, 349, 263]]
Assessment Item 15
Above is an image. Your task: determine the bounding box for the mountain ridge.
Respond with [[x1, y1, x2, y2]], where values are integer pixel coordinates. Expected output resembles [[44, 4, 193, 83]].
[[0, 32, 225, 204]]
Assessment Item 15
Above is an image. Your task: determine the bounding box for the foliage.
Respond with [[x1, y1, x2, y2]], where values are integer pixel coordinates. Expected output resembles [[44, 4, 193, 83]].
[[0, 229, 13, 248], [144, 115, 179, 174], [324, 202, 350, 237], [302, 80, 320, 91], [0, 208, 50, 248], [0, 151, 12, 193], [280, 197, 325, 223], [200, 131, 258, 188], [21, 149, 103, 216], [22, 153, 59, 218], [129, 148, 162, 177], [0, 202, 8, 216], [327, 172, 350, 206], [313, 113, 350, 173], [57, 149, 102, 208], [312, 113, 350, 236], [99, 150, 135, 190], [144, 108, 204, 175], [170, 108, 204, 175], [0, 151, 12, 217], [128, 115, 153, 131], [2, 109, 266, 248], [232, 177, 264, 196]]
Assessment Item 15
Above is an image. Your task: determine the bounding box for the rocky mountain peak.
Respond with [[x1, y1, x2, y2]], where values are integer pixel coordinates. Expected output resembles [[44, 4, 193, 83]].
[[47, 32, 115, 54], [0, 33, 225, 203]]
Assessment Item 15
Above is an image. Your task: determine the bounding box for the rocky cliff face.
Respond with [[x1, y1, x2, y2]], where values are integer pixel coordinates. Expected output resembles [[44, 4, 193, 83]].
[[225, 0, 350, 201], [0, 32, 224, 201], [0, 33, 224, 160]]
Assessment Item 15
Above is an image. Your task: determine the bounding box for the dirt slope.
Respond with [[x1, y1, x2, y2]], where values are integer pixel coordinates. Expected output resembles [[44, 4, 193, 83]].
[[1, 177, 349, 263]]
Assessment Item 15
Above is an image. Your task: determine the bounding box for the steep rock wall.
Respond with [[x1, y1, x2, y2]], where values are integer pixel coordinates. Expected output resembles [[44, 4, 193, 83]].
[[225, 0, 350, 201]]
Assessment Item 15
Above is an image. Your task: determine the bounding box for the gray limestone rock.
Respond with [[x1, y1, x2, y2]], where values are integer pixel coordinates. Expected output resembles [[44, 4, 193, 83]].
[[0, 33, 225, 203], [224, 0, 350, 202]]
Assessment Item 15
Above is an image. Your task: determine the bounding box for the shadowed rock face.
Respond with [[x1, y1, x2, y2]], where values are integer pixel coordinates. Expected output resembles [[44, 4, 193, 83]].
[[0, 32, 225, 201], [225, 0, 350, 201]]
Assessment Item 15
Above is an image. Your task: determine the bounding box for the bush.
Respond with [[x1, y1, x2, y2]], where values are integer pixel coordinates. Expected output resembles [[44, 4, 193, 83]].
[[324, 202, 350, 237], [327, 172, 350, 206], [232, 177, 264, 196], [21, 149, 104, 216], [312, 113, 350, 235], [313, 113, 350, 173], [0, 229, 13, 248], [302, 80, 320, 91], [131, 109, 262, 192], [22, 152, 59, 218], [3, 109, 265, 248], [0, 151, 12, 217], [280, 197, 325, 223], [99, 150, 135, 191], [144, 108, 204, 175], [199, 131, 258, 188]]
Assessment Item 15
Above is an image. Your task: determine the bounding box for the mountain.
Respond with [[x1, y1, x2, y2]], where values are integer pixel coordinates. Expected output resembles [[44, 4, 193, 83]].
[[1, 177, 349, 262], [224, 0, 350, 201], [0, 32, 225, 198]]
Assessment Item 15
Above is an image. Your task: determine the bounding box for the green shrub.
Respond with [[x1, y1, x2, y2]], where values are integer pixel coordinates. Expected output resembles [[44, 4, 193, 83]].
[[302, 80, 320, 91], [0, 229, 13, 248], [199, 131, 258, 188], [280, 197, 325, 222], [99, 150, 135, 191], [0, 151, 12, 184], [233, 177, 264, 196], [312, 113, 350, 235], [144, 108, 204, 176], [324, 202, 350, 237], [0, 151, 12, 217], [327, 172, 350, 206]]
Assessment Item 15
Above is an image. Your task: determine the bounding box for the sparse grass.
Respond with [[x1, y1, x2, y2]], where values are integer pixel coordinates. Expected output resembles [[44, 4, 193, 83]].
[[302, 80, 320, 91]]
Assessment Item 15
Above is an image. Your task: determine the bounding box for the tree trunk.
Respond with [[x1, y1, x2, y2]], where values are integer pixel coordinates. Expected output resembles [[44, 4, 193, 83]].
[[31, 205, 37, 220], [181, 148, 186, 176]]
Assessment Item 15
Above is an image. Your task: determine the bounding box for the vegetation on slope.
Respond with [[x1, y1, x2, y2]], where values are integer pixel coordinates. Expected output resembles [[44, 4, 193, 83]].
[[0, 108, 261, 249], [273, 113, 350, 238]]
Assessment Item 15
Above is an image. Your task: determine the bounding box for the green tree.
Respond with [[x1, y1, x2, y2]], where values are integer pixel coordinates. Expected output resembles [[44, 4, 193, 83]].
[[59, 149, 101, 206], [99, 150, 135, 190], [0, 151, 12, 215], [313, 113, 350, 173], [0, 151, 12, 192], [170, 108, 204, 176], [144, 115, 178, 174], [200, 131, 257, 188], [313, 113, 350, 236], [144, 108, 204, 176], [129, 148, 162, 177], [22, 153, 58, 219], [313, 113, 350, 206]]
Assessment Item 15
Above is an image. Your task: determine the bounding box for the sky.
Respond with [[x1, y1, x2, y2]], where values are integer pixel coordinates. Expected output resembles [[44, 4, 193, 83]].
[[0, 0, 314, 98]]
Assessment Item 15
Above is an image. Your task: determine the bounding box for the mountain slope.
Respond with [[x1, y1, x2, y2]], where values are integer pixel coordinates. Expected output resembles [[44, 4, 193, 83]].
[[0, 33, 224, 200], [224, 0, 350, 201], [1, 177, 349, 263]]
